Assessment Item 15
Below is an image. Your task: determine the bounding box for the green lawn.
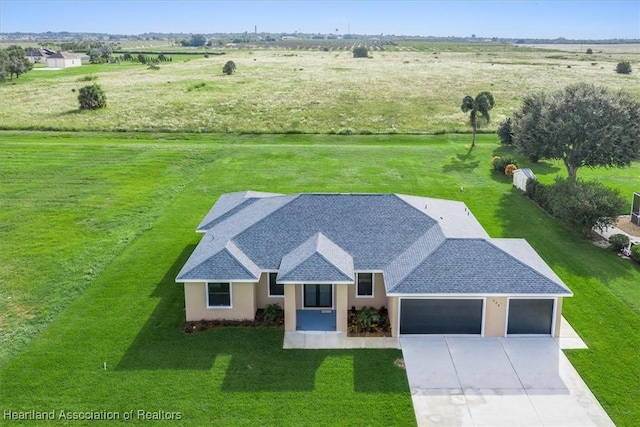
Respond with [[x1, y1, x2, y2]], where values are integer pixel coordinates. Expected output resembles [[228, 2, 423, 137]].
[[1, 131, 639, 425]]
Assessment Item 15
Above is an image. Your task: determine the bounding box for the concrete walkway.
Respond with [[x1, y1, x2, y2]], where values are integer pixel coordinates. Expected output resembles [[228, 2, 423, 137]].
[[283, 330, 400, 349], [402, 335, 613, 426]]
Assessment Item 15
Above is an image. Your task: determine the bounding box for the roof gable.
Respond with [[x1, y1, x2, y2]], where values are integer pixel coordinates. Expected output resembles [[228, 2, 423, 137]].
[[277, 232, 354, 283], [176, 241, 260, 281]]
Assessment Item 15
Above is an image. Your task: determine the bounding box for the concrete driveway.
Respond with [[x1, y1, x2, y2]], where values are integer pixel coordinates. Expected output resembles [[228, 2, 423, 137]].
[[401, 337, 614, 426]]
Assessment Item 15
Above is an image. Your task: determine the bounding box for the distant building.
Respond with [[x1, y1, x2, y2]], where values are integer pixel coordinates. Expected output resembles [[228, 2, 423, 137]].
[[45, 51, 82, 68], [25, 48, 55, 63]]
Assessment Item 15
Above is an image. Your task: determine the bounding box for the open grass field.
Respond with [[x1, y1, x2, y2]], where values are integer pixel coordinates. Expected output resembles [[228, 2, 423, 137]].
[[1, 131, 640, 425], [1, 43, 638, 133], [1, 41, 640, 425]]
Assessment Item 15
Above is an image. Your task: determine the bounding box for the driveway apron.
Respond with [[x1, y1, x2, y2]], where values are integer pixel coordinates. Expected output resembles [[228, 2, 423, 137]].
[[400, 336, 614, 427]]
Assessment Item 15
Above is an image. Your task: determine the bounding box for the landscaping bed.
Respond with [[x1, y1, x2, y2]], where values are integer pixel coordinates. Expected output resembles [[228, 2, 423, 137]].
[[184, 305, 284, 333], [347, 306, 392, 337]]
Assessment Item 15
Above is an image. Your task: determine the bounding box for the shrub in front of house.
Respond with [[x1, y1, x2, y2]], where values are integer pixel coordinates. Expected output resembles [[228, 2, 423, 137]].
[[630, 245, 640, 263]]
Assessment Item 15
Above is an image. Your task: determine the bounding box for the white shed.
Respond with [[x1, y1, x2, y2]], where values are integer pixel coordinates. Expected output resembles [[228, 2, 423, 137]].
[[46, 51, 82, 69], [512, 168, 536, 192]]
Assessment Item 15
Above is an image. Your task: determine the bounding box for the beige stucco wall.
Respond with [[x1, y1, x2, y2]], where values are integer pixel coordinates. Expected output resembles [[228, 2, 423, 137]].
[[347, 273, 388, 309], [284, 284, 298, 331], [255, 273, 285, 309], [554, 297, 563, 338], [484, 297, 507, 337], [335, 284, 348, 332], [387, 296, 399, 338], [184, 282, 256, 321]]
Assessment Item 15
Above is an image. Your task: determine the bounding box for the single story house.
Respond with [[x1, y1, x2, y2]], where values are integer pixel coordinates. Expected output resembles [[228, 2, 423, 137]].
[[46, 51, 82, 68], [176, 192, 572, 337]]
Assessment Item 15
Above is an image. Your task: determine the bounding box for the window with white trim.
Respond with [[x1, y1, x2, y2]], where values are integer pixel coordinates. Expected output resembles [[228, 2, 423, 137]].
[[207, 282, 231, 307], [268, 272, 284, 297], [356, 273, 374, 297]]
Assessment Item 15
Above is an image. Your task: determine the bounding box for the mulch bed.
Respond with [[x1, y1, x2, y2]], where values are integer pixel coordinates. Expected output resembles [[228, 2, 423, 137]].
[[184, 308, 284, 334], [347, 307, 392, 337]]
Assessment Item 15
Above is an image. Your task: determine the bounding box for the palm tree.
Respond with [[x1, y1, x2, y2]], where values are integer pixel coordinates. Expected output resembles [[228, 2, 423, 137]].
[[461, 91, 495, 149]]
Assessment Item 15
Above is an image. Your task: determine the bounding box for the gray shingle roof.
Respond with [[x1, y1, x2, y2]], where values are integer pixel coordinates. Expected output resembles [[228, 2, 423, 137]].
[[277, 232, 354, 283], [176, 241, 260, 281], [196, 191, 282, 232], [176, 192, 572, 296], [387, 239, 571, 295], [232, 194, 437, 270]]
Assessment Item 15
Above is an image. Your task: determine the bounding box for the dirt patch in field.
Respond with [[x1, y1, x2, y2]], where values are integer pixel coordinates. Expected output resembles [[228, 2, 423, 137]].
[[616, 216, 640, 237]]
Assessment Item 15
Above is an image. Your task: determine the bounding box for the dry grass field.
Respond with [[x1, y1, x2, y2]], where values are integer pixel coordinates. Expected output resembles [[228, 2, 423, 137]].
[[1, 42, 638, 133]]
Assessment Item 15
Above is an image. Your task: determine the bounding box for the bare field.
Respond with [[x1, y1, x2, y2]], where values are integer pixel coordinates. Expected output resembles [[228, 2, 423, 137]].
[[1, 45, 638, 133]]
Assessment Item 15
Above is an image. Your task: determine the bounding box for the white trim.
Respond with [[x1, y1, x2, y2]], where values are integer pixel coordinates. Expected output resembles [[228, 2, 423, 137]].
[[504, 297, 556, 336], [179, 279, 256, 283], [397, 296, 485, 337], [387, 292, 569, 298], [280, 280, 350, 285], [355, 272, 375, 298], [302, 283, 334, 310], [206, 282, 233, 309], [267, 272, 285, 298]]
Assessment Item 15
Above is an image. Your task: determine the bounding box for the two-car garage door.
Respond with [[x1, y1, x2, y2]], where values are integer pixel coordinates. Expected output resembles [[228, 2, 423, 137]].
[[400, 299, 483, 335], [399, 298, 554, 335]]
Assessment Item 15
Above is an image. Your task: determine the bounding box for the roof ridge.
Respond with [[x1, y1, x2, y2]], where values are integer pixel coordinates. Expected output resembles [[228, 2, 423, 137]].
[[384, 226, 446, 292]]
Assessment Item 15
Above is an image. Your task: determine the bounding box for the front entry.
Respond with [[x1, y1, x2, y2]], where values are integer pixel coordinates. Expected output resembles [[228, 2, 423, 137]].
[[304, 284, 333, 308]]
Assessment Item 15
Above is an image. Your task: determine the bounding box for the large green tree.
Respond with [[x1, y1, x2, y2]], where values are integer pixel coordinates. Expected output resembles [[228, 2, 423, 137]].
[[2, 45, 33, 80], [460, 91, 494, 149], [512, 83, 640, 182]]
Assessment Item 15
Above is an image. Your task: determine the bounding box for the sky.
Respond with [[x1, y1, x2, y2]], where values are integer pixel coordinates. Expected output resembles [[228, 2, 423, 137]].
[[1, 1, 639, 40]]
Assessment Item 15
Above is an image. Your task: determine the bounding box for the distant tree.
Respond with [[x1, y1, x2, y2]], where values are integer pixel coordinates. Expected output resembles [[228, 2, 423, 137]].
[[512, 83, 640, 182], [78, 83, 107, 110], [182, 34, 206, 47], [616, 61, 632, 74], [223, 60, 236, 75], [585, 48, 593, 54], [137, 53, 147, 64], [0, 50, 8, 82], [496, 117, 513, 145], [460, 91, 495, 149], [123, 52, 133, 61], [100, 44, 113, 59], [353, 46, 369, 58], [4, 45, 33, 79]]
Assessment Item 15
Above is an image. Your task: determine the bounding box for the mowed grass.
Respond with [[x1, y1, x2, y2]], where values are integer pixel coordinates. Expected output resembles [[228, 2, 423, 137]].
[[1, 43, 638, 133], [1, 131, 640, 425]]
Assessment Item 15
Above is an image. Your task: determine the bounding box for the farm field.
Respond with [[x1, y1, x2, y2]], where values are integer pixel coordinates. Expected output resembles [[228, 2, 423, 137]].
[[1, 131, 640, 426], [0, 43, 638, 133]]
